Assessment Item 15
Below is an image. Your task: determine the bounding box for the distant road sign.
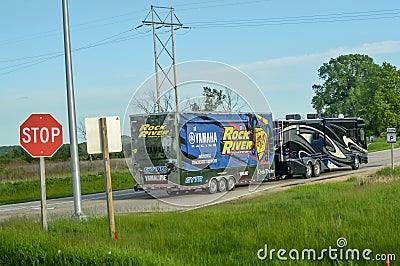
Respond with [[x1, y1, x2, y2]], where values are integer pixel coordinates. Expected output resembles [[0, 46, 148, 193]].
[[387, 128, 397, 143], [19, 114, 63, 157]]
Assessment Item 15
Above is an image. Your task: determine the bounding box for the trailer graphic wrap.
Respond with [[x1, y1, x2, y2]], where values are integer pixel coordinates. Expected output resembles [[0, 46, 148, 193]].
[[138, 124, 169, 138], [221, 126, 252, 155], [179, 113, 273, 172], [131, 113, 176, 186], [131, 112, 275, 193]]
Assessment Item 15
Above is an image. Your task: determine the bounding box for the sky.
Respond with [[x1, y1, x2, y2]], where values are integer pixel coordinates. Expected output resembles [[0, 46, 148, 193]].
[[1, 0, 400, 146]]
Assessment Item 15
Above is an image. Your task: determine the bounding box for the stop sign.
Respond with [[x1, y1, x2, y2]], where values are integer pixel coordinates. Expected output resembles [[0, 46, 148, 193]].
[[19, 114, 63, 157]]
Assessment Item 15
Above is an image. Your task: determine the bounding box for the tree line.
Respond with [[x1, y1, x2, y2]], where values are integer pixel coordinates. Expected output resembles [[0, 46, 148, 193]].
[[311, 54, 400, 136]]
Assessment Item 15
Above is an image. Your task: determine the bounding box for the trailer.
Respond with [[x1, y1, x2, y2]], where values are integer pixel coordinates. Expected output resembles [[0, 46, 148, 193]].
[[274, 114, 368, 178], [131, 112, 274, 193]]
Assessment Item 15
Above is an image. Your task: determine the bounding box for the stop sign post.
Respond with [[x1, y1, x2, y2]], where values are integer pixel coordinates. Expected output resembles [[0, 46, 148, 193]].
[[19, 114, 63, 231]]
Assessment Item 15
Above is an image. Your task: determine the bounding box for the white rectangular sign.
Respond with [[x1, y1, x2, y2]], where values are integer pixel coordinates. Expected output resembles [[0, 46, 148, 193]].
[[85, 116, 122, 154], [387, 128, 397, 143]]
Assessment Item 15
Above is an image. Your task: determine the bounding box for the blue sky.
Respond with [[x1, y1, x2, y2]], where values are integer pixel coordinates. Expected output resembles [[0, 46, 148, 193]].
[[1, 0, 400, 146]]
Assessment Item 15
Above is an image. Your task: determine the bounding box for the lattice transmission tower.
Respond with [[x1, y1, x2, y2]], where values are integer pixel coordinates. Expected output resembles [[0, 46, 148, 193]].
[[141, 6, 187, 112]]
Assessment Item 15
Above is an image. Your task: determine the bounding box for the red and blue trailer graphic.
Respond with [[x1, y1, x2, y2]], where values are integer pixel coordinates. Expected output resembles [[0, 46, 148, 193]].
[[131, 112, 275, 194]]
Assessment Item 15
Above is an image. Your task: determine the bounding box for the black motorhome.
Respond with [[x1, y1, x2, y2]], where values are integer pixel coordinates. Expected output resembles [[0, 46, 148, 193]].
[[274, 114, 368, 178]]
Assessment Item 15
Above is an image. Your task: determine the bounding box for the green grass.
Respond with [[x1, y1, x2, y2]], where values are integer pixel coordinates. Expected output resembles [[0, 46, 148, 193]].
[[1, 168, 400, 265], [368, 137, 400, 152], [0, 170, 134, 205]]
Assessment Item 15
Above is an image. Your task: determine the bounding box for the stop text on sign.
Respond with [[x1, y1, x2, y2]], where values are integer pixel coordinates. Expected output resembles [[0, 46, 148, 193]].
[[21, 127, 61, 144]]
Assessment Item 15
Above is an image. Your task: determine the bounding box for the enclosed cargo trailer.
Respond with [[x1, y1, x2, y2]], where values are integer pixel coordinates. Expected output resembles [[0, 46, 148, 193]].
[[130, 112, 274, 193]]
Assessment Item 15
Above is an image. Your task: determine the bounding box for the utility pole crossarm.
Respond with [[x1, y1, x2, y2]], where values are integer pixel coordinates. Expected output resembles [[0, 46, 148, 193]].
[[142, 21, 183, 27]]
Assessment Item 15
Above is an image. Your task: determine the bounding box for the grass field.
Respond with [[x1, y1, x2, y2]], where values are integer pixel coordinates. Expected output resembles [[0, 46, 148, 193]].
[[0, 158, 128, 181], [1, 167, 399, 265], [0, 170, 134, 205], [368, 137, 400, 152]]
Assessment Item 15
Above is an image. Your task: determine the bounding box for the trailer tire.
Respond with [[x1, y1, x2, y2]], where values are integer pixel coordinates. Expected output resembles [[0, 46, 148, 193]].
[[312, 161, 321, 177], [208, 179, 218, 194], [227, 176, 236, 191], [218, 178, 227, 192], [352, 156, 360, 170], [303, 162, 312, 179]]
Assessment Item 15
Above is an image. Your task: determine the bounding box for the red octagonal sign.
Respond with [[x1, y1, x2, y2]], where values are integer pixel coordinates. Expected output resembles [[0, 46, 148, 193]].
[[19, 114, 63, 157]]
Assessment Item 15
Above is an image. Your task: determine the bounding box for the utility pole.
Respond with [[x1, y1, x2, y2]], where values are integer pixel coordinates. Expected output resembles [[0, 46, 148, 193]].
[[61, 0, 85, 220], [141, 6, 186, 112]]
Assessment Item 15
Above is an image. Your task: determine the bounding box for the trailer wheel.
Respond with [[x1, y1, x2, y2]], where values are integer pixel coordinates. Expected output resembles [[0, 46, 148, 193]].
[[352, 156, 360, 170], [227, 176, 236, 191], [312, 161, 321, 177], [218, 178, 227, 192], [303, 162, 312, 179], [208, 179, 218, 194]]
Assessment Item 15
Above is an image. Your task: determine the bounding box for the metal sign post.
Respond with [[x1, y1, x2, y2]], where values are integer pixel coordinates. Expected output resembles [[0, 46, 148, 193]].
[[19, 113, 63, 231], [387, 128, 397, 170], [39, 157, 48, 231]]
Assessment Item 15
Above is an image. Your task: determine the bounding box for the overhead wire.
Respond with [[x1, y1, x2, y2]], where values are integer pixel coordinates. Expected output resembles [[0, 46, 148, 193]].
[[1, 3, 399, 76], [0, 27, 153, 77], [188, 8, 400, 28]]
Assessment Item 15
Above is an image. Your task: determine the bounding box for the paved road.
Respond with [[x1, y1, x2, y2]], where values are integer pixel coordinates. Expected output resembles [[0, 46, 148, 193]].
[[1, 148, 399, 221]]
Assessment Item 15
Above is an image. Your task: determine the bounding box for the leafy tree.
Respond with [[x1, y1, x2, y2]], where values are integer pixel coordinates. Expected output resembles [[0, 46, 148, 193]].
[[371, 62, 400, 135], [203, 86, 226, 111], [311, 54, 386, 134], [312, 54, 379, 120], [312, 54, 400, 135], [5, 146, 34, 162], [185, 86, 226, 112]]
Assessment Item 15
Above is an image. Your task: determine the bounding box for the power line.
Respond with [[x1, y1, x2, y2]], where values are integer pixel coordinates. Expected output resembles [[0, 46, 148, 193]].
[[0, 28, 152, 77], [175, 0, 271, 11], [0, 9, 148, 47], [0, 1, 266, 47], [1, 5, 399, 76], [189, 8, 400, 28]]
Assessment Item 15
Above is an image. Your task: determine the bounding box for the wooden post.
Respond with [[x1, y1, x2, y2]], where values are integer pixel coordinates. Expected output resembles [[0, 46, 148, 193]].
[[39, 157, 48, 231], [100, 118, 116, 238]]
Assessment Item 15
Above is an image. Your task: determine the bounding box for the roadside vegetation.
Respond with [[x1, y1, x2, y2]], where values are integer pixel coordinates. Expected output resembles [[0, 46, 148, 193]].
[[0, 170, 134, 205], [0, 136, 395, 205], [368, 137, 400, 152], [0, 142, 134, 205], [1, 167, 399, 265]]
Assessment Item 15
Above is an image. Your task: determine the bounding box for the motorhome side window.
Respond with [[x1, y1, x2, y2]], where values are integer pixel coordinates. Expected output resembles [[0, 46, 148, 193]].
[[359, 128, 366, 143], [347, 129, 356, 138]]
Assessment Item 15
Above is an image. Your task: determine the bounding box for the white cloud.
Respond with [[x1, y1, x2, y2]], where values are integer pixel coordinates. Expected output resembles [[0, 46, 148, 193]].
[[237, 40, 400, 71]]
